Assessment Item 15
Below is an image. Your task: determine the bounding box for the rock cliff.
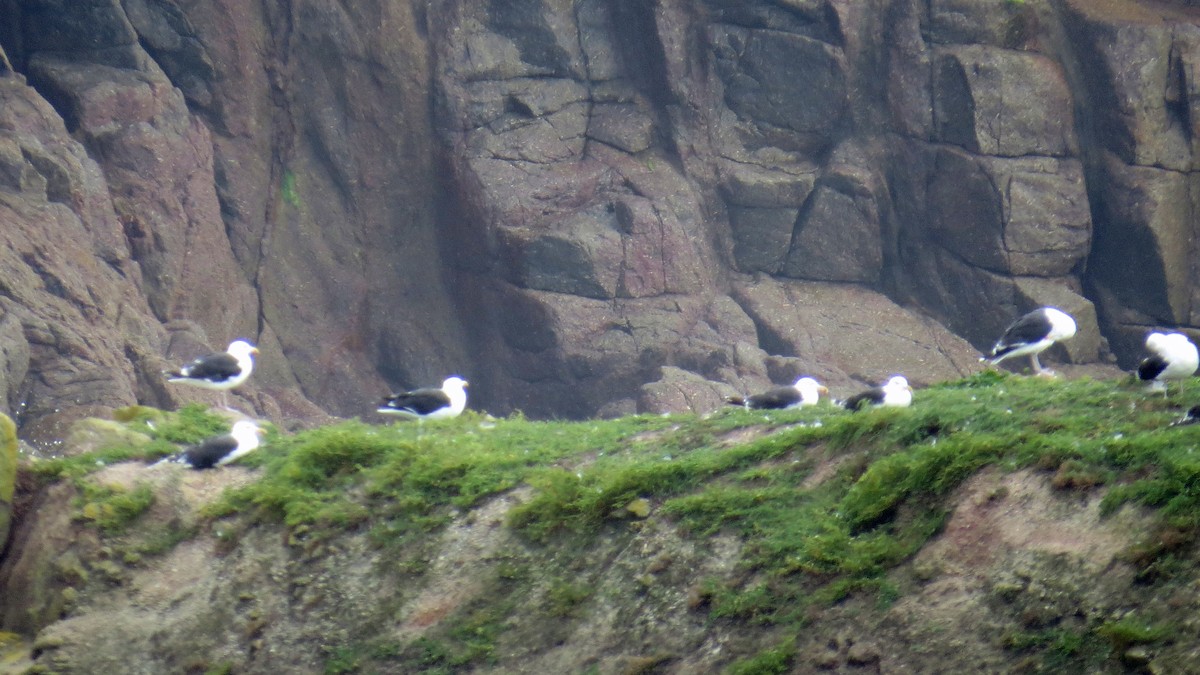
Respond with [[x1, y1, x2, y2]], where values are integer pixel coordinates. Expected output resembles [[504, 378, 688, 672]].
[[0, 0, 1197, 428]]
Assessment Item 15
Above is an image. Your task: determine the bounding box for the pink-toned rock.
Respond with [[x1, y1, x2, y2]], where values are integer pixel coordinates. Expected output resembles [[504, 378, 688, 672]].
[[732, 276, 983, 392]]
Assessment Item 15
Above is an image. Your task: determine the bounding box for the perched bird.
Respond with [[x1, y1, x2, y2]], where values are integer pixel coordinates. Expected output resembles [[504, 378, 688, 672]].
[[161, 420, 266, 470], [842, 376, 913, 411], [378, 376, 468, 421], [1170, 405, 1200, 427], [982, 307, 1077, 376], [166, 340, 259, 409], [1138, 332, 1199, 395], [726, 377, 829, 410]]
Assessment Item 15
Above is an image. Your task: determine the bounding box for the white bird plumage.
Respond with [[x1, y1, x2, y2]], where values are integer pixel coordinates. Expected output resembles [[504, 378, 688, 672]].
[[1138, 332, 1199, 395], [725, 376, 829, 410], [842, 375, 913, 411], [159, 420, 266, 470], [378, 376, 469, 420], [983, 307, 1077, 376], [166, 339, 259, 409]]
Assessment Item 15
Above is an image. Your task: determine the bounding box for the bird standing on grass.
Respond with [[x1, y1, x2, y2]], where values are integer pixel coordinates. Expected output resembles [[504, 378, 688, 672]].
[[160, 420, 266, 470], [1138, 332, 1199, 396], [726, 377, 829, 410], [1170, 405, 1200, 427], [166, 340, 259, 410], [982, 307, 1077, 376], [378, 376, 469, 421], [842, 376, 913, 411]]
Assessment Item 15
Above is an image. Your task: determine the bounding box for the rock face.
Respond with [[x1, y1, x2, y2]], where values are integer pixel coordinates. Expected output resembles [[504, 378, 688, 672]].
[[0, 451, 1172, 674], [0, 0, 1198, 431], [0, 413, 14, 553]]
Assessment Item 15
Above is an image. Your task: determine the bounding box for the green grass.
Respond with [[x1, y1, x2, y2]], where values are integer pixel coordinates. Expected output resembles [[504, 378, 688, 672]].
[[207, 412, 679, 546], [202, 374, 1200, 635], [75, 482, 155, 534], [503, 372, 1200, 625], [28, 372, 1200, 671], [25, 404, 230, 481], [727, 638, 794, 675]]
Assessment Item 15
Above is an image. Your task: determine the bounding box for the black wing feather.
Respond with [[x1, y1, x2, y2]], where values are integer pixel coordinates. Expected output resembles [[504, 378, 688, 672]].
[[842, 387, 884, 411], [1171, 406, 1200, 427], [175, 352, 243, 381], [382, 388, 452, 415], [1138, 356, 1168, 382], [745, 386, 802, 410], [992, 311, 1051, 355], [181, 434, 239, 470]]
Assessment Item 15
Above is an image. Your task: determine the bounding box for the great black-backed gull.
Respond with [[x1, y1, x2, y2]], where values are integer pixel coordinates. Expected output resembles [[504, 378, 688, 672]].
[[1138, 332, 1199, 395], [1170, 405, 1200, 427], [378, 376, 468, 420], [726, 377, 829, 410], [842, 376, 913, 411], [162, 420, 265, 470], [166, 340, 259, 408], [982, 307, 1077, 376]]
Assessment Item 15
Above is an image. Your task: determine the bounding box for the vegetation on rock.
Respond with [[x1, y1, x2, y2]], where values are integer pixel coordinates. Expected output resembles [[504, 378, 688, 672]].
[[9, 373, 1200, 672], [0, 412, 15, 550]]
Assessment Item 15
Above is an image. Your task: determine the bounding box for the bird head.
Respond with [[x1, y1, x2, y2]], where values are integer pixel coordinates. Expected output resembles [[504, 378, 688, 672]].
[[230, 420, 262, 438], [795, 377, 829, 400], [228, 340, 259, 358]]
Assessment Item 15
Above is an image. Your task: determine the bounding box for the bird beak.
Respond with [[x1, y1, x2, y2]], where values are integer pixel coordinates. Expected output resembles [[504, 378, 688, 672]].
[[818, 385, 830, 396], [464, 380, 469, 387], [256, 427, 267, 436], [251, 347, 261, 355]]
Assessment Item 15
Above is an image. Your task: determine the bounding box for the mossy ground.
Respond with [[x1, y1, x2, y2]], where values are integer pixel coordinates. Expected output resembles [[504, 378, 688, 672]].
[[18, 373, 1200, 672]]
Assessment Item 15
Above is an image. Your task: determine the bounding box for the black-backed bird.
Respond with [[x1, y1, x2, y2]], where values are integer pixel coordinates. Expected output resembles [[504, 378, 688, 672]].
[[161, 420, 265, 470], [166, 340, 259, 409], [842, 375, 913, 411], [378, 376, 468, 421], [1170, 405, 1200, 427], [1138, 332, 1199, 395], [726, 377, 828, 410], [982, 307, 1077, 376]]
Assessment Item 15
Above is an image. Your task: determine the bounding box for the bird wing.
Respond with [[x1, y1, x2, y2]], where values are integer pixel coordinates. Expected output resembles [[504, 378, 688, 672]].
[[993, 312, 1050, 354], [175, 352, 243, 380], [842, 387, 884, 411], [382, 388, 452, 415], [746, 386, 801, 410], [182, 434, 239, 470], [1138, 355, 1168, 382], [1170, 406, 1200, 427]]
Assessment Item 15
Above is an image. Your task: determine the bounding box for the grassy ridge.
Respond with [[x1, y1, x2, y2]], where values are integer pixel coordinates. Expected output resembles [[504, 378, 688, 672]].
[[24, 373, 1200, 672], [201, 373, 1200, 633]]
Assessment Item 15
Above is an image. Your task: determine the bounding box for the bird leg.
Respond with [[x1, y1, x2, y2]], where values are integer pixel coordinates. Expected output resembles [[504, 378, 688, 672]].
[[1031, 353, 1056, 378]]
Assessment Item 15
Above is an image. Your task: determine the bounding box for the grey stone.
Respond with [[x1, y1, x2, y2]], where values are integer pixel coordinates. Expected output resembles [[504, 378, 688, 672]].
[[729, 206, 796, 274], [782, 185, 882, 284], [637, 366, 740, 415], [933, 45, 1077, 157], [719, 161, 818, 207], [711, 26, 848, 136], [589, 103, 655, 154], [1088, 153, 1193, 327], [925, 148, 1090, 276]]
